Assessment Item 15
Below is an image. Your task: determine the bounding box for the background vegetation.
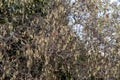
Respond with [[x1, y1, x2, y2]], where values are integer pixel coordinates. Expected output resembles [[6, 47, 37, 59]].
[[0, 0, 120, 80]]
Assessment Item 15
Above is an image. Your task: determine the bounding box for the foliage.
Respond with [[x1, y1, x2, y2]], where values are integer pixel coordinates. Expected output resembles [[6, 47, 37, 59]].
[[0, 0, 120, 80], [0, 0, 86, 79], [70, 0, 120, 79]]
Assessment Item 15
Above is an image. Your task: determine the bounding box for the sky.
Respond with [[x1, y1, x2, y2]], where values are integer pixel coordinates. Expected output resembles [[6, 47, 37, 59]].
[[70, 0, 120, 4], [110, 0, 119, 3]]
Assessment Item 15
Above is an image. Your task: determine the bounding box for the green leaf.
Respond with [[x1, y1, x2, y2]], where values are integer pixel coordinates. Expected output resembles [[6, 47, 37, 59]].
[[0, 18, 6, 24]]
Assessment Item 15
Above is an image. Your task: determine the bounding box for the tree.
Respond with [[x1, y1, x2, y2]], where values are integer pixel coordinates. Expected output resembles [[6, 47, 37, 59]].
[[0, 0, 87, 79], [70, 0, 120, 79], [0, 0, 119, 79]]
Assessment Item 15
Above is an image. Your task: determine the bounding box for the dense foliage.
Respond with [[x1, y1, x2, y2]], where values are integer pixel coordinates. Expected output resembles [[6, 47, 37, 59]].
[[0, 0, 120, 80]]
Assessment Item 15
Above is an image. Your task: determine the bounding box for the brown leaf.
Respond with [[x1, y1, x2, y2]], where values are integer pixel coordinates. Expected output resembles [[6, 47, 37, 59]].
[[106, 14, 109, 18]]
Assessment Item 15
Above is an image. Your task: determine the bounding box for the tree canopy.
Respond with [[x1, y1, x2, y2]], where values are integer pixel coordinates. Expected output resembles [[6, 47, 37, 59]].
[[0, 0, 120, 80]]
